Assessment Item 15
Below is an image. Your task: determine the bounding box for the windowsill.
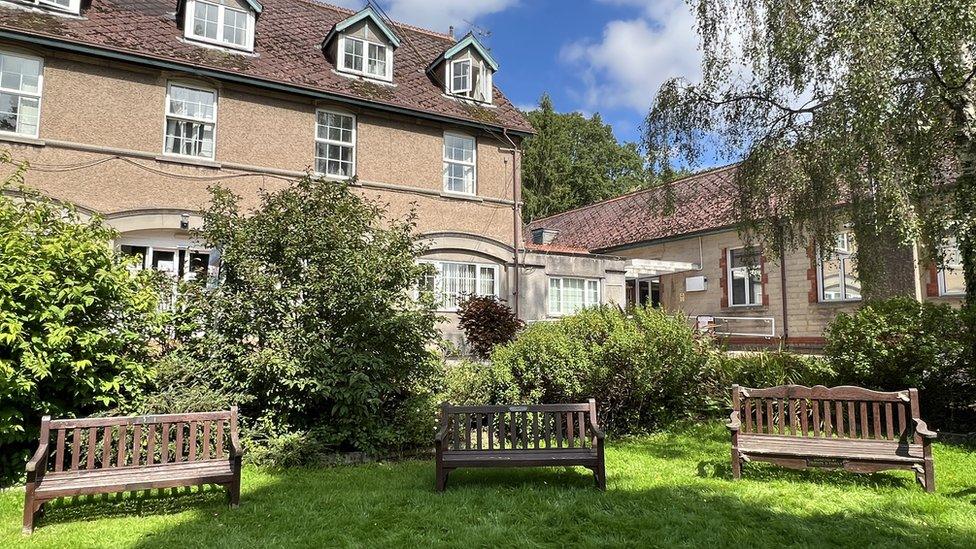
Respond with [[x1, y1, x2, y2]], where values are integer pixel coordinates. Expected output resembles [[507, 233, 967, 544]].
[[937, 292, 965, 299], [183, 36, 256, 56], [331, 69, 396, 86], [441, 93, 495, 108], [6, 2, 82, 18], [724, 304, 767, 311], [155, 154, 222, 169], [817, 299, 861, 306], [0, 133, 45, 147], [440, 191, 483, 202]]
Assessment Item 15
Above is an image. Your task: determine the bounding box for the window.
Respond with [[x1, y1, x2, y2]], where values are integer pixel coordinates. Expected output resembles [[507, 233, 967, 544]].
[[339, 33, 392, 80], [184, 0, 255, 51], [0, 51, 42, 138], [939, 239, 965, 296], [549, 277, 600, 316], [819, 232, 861, 302], [164, 83, 217, 159], [315, 110, 355, 178], [450, 60, 471, 93], [21, 0, 81, 14], [728, 248, 762, 306], [120, 244, 216, 285], [443, 132, 476, 195], [420, 261, 498, 311], [446, 56, 493, 103]]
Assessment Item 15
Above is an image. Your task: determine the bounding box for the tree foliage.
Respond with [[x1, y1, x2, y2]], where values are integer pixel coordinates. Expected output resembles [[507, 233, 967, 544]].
[[0, 151, 162, 479], [645, 0, 976, 300], [159, 175, 441, 455], [457, 296, 524, 359], [521, 94, 651, 221]]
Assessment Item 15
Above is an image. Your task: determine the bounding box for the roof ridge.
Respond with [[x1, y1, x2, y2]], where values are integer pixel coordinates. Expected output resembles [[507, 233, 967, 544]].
[[300, 0, 455, 41], [527, 162, 739, 226]]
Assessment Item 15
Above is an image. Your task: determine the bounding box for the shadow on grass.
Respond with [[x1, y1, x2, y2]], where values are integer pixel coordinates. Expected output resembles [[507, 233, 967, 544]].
[[695, 459, 916, 489], [37, 486, 228, 525], [9, 462, 938, 547]]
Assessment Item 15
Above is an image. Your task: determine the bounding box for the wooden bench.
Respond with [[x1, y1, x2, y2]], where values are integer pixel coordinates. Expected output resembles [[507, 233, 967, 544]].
[[434, 400, 605, 491], [728, 385, 936, 491], [23, 408, 243, 534]]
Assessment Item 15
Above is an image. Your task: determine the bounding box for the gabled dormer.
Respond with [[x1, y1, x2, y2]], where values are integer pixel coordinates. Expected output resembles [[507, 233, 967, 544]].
[[15, 0, 85, 16], [322, 7, 400, 83], [428, 33, 498, 105], [178, 0, 263, 53]]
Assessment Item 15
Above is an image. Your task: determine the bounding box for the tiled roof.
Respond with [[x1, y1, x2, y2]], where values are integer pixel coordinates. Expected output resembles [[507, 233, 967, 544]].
[[525, 164, 740, 252], [523, 242, 598, 256], [0, 0, 533, 134]]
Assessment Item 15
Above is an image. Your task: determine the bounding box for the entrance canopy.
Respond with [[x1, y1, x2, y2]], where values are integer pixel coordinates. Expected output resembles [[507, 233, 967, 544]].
[[624, 258, 699, 279]]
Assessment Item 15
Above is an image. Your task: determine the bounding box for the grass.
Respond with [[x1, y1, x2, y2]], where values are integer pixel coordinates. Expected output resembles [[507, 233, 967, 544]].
[[3, 422, 976, 548]]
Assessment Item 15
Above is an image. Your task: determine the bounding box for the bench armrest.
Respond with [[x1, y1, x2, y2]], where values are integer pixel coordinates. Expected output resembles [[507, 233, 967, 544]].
[[913, 418, 937, 439], [726, 411, 741, 432], [229, 431, 244, 458], [26, 442, 49, 482], [434, 422, 450, 449]]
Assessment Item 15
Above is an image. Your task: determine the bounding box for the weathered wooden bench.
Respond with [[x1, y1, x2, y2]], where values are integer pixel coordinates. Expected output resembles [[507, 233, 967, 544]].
[[728, 385, 936, 491], [434, 400, 605, 491], [24, 408, 243, 534]]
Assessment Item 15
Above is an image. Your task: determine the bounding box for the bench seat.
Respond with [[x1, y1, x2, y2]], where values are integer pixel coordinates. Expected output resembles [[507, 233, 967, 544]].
[[442, 449, 599, 468], [738, 435, 923, 462], [35, 461, 236, 498]]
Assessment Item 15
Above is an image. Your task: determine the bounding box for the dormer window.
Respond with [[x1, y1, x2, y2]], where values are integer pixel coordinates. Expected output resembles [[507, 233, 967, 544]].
[[429, 33, 499, 105], [182, 0, 262, 52], [323, 7, 401, 83], [20, 0, 81, 15]]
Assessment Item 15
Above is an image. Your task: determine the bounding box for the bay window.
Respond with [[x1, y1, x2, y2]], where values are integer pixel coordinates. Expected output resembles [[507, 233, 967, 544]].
[[443, 132, 477, 195], [0, 51, 42, 138], [727, 248, 762, 306], [819, 232, 861, 302], [315, 110, 356, 178], [164, 83, 217, 159], [420, 261, 498, 311], [549, 277, 600, 316]]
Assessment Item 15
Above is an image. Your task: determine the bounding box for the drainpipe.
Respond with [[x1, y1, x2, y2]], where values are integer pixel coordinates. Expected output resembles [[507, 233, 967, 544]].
[[778, 224, 790, 347], [502, 128, 521, 318]]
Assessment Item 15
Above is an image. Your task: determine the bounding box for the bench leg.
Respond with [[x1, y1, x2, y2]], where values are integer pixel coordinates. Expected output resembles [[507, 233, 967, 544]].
[[731, 448, 742, 480], [23, 491, 39, 535], [593, 461, 606, 491], [227, 480, 241, 508], [918, 459, 936, 493], [435, 466, 450, 492]]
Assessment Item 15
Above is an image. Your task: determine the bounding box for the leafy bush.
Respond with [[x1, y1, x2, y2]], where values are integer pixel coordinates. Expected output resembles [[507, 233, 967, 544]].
[[713, 350, 836, 391], [156, 175, 441, 460], [0, 154, 162, 480], [442, 360, 521, 405], [825, 297, 976, 429], [457, 296, 524, 358], [488, 306, 715, 434]]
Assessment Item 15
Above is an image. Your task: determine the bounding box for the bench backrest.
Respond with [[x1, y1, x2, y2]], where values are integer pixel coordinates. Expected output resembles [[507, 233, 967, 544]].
[[38, 408, 238, 474], [439, 401, 599, 452], [732, 385, 922, 444]]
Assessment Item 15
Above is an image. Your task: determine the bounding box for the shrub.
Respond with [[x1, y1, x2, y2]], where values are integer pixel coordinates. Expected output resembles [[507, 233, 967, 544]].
[[158, 175, 441, 458], [825, 297, 976, 430], [489, 306, 715, 434], [0, 154, 162, 480], [457, 296, 524, 358], [714, 350, 836, 391], [442, 360, 521, 405]]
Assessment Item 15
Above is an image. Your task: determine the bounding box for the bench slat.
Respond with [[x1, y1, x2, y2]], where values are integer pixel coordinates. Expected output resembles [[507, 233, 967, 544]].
[[885, 403, 894, 440], [175, 423, 184, 463], [102, 426, 111, 469], [146, 424, 156, 466], [86, 428, 96, 470], [132, 424, 142, 467], [216, 421, 225, 458]]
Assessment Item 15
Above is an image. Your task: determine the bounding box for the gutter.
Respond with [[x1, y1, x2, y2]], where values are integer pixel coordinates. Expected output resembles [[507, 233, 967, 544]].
[[0, 29, 534, 139]]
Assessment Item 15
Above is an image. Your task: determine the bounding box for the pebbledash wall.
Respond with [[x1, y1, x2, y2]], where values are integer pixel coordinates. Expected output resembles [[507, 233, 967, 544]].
[[0, 9, 625, 347]]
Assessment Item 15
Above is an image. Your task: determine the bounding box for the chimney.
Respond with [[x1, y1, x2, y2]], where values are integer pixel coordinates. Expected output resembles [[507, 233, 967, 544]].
[[448, 25, 455, 40], [531, 228, 559, 245]]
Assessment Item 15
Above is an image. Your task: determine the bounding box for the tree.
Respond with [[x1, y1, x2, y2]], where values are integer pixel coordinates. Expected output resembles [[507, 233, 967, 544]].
[[0, 151, 162, 480], [172, 175, 441, 455], [521, 94, 651, 221], [644, 0, 976, 301]]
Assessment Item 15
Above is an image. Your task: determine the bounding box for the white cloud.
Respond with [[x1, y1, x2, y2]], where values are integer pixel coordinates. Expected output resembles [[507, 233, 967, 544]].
[[324, 0, 518, 35], [560, 0, 702, 113]]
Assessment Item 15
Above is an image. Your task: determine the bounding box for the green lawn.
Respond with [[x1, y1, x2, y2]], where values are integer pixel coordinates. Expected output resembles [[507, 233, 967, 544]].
[[3, 422, 976, 548]]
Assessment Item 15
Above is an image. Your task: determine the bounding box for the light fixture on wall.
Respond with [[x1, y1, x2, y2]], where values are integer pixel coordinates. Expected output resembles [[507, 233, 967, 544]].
[[180, 214, 189, 230]]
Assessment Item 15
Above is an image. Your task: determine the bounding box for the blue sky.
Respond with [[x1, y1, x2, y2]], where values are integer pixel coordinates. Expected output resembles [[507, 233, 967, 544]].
[[329, 0, 704, 150]]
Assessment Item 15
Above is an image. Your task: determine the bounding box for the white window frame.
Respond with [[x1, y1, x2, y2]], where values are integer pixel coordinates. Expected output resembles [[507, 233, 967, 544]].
[[442, 131, 477, 196], [446, 55, 493, 104], [314, 108, 357, 179], [337, 34, 393, 82], [548, 277, 601, 317], [938, 239, 965, 296], [162, 81, 218, 160], [450, 59, 471, 94], [817, 232, 861, 303], [21, 0, 81, 15], [183, 0, 257, 52], [0, 49, 43, 139], [727, 247, 762, 307], [419, 260, 499, 312]]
